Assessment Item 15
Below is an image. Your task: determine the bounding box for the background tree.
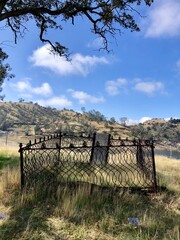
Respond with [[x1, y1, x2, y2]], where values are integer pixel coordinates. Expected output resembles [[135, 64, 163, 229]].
[[109, 117, 116, 124], [0, 0, 154, 57], [0, 94, 5, 101], [120, 117, 128, 126], [87, 109, 106, 122], [131, 124, 148, 139], [81, 107, 86, 114], [18, 98, 25, 103]]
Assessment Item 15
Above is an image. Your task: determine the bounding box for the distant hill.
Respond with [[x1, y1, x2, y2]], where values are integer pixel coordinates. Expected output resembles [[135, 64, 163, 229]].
[[0, 102, 179, 147], [131, 118, 180, 146], [0, 102, 130, 138]]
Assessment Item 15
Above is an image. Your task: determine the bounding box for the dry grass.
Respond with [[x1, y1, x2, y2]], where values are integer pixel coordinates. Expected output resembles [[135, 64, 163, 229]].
[[0, 149, 179, 240], [155, 155, 180, 193], [0, 145, 19, 154]]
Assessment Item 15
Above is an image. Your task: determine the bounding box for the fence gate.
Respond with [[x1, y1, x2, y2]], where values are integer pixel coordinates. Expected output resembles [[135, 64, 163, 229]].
[[19, 132, 157, 192]]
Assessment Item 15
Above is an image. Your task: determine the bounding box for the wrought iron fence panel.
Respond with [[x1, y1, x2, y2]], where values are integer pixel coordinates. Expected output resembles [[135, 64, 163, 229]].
[[23, 133, 61, 149], [19, 133, 157, 192]]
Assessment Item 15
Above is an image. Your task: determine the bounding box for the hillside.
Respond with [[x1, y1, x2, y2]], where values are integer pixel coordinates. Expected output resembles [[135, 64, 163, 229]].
[[0, 102, 180, 149], [0, 102, 130, 138], [131, 118, 180, 147]]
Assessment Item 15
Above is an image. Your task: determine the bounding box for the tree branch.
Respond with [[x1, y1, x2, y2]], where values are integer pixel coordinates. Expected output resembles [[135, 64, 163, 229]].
[[0, 1, 155, 55], [39, 16, 68, 57], [0, 0, 8, 13], [7, 17, 18, 44], [0, 3, 105, 21]]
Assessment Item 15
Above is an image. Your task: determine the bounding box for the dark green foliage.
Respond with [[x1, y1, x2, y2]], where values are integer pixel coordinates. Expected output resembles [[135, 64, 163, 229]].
[[18, 98, 25, 102], [87, 109, 106, 122], [0, 48, 14, 96], [170, 118, 180, 124], [120, 117, 128, 126], [131, 120, 180, 143], [109, 117, 116, 124]]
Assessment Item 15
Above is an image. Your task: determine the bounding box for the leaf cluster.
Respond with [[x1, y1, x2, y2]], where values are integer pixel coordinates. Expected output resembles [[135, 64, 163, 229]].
[[0, 48, 14, 95]]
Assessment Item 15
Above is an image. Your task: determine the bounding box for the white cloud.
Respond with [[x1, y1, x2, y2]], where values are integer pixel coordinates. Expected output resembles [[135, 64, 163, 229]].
[[139, 117, 152, 123], [106, 78, 127, 96], [68, 89, 104, 104], [145, 0, 180, 38], [134, 81, 164, 95], [37, 96, 72, 108], [12, 79, 52, 97], [87, 37, 104, 48], [176, 59, 180, 74], [106, 77, 165, 96], [32, 83, 52, 95], [29, 44, 108, 76], [177, 60, 180, 67], [15, 81, 30, 92], [126, 117, 152, 126]]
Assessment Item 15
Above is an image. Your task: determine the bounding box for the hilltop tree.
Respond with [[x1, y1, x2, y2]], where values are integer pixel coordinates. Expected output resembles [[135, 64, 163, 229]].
[[18, 98, 25, 102], [109, 117, 116, 124], [87, 109, 106, 122], [0, 1, 154, 57], [120, 117, 128, 126], [0, 94, 5, 101], [81, 107, 86, 114]]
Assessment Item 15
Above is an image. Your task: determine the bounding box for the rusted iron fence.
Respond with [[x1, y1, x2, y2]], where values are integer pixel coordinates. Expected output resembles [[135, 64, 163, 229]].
[[19, 132, 157, 192]]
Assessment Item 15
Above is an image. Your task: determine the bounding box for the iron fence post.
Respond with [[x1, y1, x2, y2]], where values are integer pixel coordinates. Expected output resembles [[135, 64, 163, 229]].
[[136, 139, 145, 170], [59, 131, 62, 148], [58, 132, 62, 161], [90, 132, 96, 164], [105, 134, 111, 164], [19, 143, 25, 190]]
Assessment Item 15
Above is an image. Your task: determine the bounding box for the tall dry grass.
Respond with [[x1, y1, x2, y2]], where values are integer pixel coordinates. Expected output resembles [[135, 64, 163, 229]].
[[155, 155, 180, 193], [0, 149, 179, 239]]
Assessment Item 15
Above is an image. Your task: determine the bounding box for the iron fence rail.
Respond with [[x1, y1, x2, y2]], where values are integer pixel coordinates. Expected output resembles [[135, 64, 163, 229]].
[[19, 132, 157, 192]]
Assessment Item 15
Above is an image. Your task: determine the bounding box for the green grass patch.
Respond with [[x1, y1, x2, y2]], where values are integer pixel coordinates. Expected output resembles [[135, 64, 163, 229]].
[[0, 153, 19, 170]]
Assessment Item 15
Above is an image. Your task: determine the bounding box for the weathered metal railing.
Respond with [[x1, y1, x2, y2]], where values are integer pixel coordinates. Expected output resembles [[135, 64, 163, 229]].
[[19, 132, 157, 192]]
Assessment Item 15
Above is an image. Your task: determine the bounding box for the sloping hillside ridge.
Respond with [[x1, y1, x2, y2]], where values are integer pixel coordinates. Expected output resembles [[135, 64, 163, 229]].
[[0, 102, 130, 138]]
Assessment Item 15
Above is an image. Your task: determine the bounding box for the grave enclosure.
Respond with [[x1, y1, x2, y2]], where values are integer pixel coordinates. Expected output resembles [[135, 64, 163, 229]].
[[19, 132, 157, 192]]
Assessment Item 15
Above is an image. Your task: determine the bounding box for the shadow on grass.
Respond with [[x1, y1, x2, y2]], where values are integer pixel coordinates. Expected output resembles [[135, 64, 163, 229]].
[[0, 172, 179, 240], [0, 179, 68, 240]]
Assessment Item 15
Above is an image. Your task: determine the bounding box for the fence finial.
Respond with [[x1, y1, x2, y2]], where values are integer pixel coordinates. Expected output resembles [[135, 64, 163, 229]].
[[19, 143, 23, 152]]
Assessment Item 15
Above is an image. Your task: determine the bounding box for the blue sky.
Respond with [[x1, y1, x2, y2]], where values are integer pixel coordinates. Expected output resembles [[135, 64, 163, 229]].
[[1, 0, 180, 123]]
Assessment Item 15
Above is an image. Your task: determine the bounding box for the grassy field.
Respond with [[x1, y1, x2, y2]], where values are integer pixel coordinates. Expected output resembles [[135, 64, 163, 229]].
[[0, 147, 179, 240]]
